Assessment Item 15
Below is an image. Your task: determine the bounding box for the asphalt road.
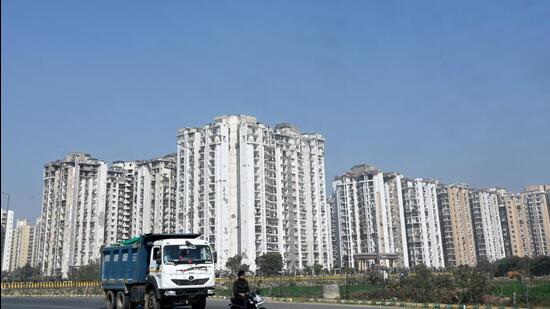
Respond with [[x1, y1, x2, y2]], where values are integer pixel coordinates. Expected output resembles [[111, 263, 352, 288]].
[[1, 297, 398, 309]]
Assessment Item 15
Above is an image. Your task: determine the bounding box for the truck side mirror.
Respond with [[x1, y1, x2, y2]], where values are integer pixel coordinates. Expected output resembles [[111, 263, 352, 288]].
[[213, 252, 217, 264]]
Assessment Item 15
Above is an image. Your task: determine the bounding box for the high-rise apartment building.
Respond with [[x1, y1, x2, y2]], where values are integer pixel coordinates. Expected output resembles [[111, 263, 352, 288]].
[[30, 217, 41, 268], [328, 196, 340, 267], [469, 189, 506, 262], [35, 153, 108, 278], [1, 208, 15, 271], [332, 165, 407, 269], [383, 173, 409, 268], [34, 152, 178, 277], [522, 186, 550, 256], [9, 219, 34, 271], [436, 184, 477, 267], [116, 161, 137, 239], [498, 191, 531, 257], [401, 178, 445, 268], [132, 154, 177, 236], [104, 164, 129, 245], [176, 115, 332, 271]]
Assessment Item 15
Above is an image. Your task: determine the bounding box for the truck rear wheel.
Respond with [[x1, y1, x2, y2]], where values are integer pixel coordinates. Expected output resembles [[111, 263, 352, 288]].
[[144, 290, 161, 309], [105, 290, 115, 309], [115, 291, 130, 309], [191, 296, 206, 309]]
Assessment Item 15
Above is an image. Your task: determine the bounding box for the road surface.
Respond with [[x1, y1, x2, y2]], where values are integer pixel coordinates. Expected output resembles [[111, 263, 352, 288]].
[[1, 296, 399, 309]]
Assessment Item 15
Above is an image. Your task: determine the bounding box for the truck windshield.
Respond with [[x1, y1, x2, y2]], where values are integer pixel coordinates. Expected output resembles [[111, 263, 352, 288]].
[[163, 245, 213, 264]]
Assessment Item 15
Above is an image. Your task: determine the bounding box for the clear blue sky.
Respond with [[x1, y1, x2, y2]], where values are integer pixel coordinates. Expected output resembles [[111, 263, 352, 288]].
[[2, 0, 549, 221]]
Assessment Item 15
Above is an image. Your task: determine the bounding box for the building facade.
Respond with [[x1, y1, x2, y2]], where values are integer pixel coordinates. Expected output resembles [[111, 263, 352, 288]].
[[104, 164, 129, 245], [382, 173, 409, 268], [522, 187, 550, 256], [436, 184, 477, 267], [30, 217, 41, 268], [176, 115, 332, 271], [132, 154, 177, 236], [401, 178, 445, 268], [9, 219, 34, 271], [498, 191, 532, 257], [469, 189, 506, 262], [1, 208, 15, 271], [332, 166, 408, 269], [35, 153, 108, 278]]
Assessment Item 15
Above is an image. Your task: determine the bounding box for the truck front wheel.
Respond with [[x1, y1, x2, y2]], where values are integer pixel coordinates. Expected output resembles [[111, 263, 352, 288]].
[[144, 290, 161, 309], [105, 290, 115, 309], [191, 296, 206, 309]]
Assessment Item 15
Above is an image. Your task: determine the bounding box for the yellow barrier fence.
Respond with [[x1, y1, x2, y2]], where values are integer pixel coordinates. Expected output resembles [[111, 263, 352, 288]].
[[1, 281, 101, 289], [1, 276, 351, 289]]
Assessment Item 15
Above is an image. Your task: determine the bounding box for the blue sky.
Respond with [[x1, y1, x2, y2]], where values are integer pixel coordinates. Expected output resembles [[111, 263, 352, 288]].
[[2, 0, 549, 221]]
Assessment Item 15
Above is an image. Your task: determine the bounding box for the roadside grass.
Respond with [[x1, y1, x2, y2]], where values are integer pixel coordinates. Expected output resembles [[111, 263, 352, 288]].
[[216, 279, 550, 306], [489, 280, 550, 306]]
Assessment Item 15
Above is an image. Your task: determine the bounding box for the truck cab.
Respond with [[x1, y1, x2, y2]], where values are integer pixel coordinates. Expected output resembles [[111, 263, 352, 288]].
[[101, 234, 216, 309]]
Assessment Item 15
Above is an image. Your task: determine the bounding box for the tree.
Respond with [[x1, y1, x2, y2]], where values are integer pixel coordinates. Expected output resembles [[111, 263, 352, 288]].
[[313, 263, 323, 276], [13, 264, 41, 281], [412, 264, 433, 302], [475, 257, 497, 276], [225, 255, 243, 275], [494, 256, 529, 277], [68, 261, 100, 281], [255, 252, 283, 276], [239, 264, 250, 274], [454, 265, 488, 304], [530, 256, 550, 276], [342, 266, 355, 274]]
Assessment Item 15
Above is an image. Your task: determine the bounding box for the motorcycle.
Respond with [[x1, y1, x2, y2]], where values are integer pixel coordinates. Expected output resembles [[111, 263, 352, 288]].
[[229, 290, 266, 309]]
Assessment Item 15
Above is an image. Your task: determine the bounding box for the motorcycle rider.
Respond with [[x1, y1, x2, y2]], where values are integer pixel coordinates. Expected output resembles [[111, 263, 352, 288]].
[[232, 270, 250, 308]]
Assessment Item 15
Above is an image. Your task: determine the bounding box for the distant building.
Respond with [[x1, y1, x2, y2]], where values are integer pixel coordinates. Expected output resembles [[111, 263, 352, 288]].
[[383, 173, 409, 268], [176, 115, 332, 271], [30, 217, 41, 268], [469, 189, 506, 262], [114, 161, 137, 240], [401, 178, 445, 268], [35, 153, 108, 278], [1, 208, 15, 271], [132, 154, 177, 236], [522, 186, 550, 256], [328, 196, 340, 267], [9, 219, 34, 271], [104, 163, 130, 245], [332, 165, 409, 269], [437, 184, 477, 267]]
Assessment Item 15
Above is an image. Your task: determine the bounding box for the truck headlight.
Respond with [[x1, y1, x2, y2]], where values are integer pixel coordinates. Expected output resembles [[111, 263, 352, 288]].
[[164, 290, 176, 296]]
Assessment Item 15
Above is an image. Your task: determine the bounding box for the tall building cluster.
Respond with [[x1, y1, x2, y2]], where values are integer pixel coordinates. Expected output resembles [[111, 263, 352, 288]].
[[5, 114, 549, 279], [1, 210, 37, 273], [30, 153, 178, 278], [331, 165, 550, 269]]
